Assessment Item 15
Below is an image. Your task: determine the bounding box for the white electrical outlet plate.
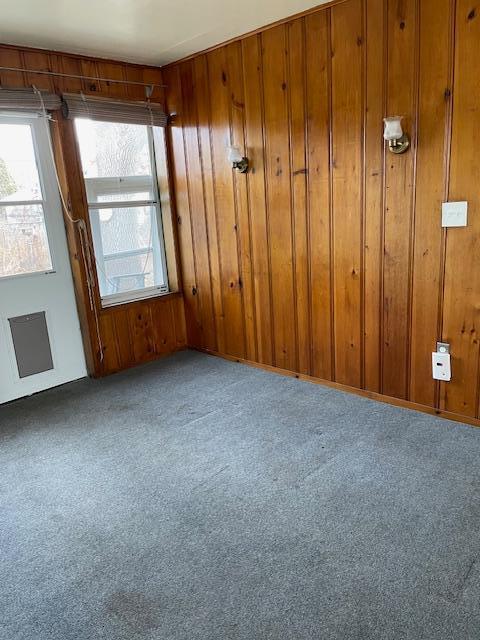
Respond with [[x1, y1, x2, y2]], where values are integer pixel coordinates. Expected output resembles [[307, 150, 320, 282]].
[[432, 351, 452, 381], [442, 201, 468, 228]]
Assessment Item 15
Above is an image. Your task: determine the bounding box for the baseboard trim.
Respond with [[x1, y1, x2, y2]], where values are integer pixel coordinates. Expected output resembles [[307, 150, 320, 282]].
[[192, 347, 480, 430]]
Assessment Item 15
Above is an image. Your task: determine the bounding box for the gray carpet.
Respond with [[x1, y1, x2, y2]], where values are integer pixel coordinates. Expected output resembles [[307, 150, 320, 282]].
[[1, 350, 480, 640]]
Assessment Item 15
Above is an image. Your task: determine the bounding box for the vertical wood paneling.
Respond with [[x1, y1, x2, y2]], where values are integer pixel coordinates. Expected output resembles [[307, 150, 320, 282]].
[[8, 0, 478, 416], [288, 18, 311, 375], [124, 65, 148, 100], [99, 314, 121, 374], [0, 48, 26, 87], [22, 51, 55, 91], [163, 0, 480, 422], [381, 0, 418, 399], [179, 61, 217, 351], [261, 25, 297, 371], [409, 0, 452, 407], [128, 304, 158, 363], [227, 42, 257, 361], [305, 11, 333, 380], [363, 0, 385, 392], [79, 59, 101, 94], [172, 296, 188, 350], [112, 309, 135, 369], [164, 65, 202, 347], [242, 35, 274, 366], [330, 0, 364, 387], [441, 0, 480, 417], [95, 61, 128, 98], [50, 55, 83, 94], [193, 55, 226, 353], [151, 299, 177, 354], [142, 67, 165, 104], [207, 47, 245, 358]]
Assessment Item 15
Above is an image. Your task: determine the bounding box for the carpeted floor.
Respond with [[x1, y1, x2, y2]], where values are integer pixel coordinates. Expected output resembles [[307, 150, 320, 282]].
[[1, 350, 480, 640]]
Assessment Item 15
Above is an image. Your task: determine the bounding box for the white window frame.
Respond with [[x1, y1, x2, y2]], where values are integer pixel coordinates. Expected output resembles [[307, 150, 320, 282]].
[[0, 112, 58, 281], [77, 122, 169, 307]]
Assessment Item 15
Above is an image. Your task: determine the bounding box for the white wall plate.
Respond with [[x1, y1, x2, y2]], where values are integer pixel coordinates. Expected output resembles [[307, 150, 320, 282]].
[[442, 201, 468, 228]]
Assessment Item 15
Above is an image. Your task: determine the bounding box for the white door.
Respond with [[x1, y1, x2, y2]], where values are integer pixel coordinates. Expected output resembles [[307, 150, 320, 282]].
[[0, 113, 86, 404]]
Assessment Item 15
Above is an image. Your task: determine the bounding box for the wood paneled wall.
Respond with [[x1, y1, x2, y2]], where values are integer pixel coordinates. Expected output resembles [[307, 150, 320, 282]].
[[0, 45, 187, 375], [164, 0, 480, 423]]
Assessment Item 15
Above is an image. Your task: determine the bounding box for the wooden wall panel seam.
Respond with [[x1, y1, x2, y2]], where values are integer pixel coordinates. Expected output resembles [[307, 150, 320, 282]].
[[363, 0, 384, 393], [237, 43, 259, 363], [259, 31, 277, 367], [228, 43, 251, 361], [327, 8, 336, 382], [241, 35, 273, 364], [436, 0, 457, 410], [405, 0, 422, 400], [305, 18, 314, 379], [195, 64, 219, 353], [206, 47, 245, 358], [360, 0, 367, 390], [179, 67, 202, 337], [286, 22, 301, 374], [301, 18, 313, 376], [204, 55, 227, 353], [378, 0, 389, 395], [204, 54, 229, 354]]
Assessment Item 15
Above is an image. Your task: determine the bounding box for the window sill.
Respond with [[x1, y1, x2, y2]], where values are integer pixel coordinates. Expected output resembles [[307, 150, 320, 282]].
[[100, 287, 181, 310]]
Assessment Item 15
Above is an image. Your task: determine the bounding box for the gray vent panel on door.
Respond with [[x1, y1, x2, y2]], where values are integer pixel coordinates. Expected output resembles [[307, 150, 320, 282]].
[[8, 312, 54, 378]]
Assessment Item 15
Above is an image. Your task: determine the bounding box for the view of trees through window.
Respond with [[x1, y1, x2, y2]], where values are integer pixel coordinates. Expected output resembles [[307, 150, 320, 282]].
[[0, 121, 52, 278], [75, 119, 167, 299]]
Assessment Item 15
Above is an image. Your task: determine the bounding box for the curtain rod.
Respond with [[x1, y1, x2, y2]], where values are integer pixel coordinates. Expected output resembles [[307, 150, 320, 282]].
[[0, 66, 167, 89]]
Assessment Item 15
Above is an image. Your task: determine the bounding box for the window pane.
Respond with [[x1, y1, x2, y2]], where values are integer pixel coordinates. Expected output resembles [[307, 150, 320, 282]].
[[75, 119, 169, 303], [0, 124, 42, 202], [75, 120, 153, 180], [89, 205, 165, 298], [0, 204, 52, 277]]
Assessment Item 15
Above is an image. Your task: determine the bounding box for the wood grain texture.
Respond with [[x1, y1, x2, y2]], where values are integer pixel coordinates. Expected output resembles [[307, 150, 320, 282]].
[[381, 0, 418, 399], [363, 0, 385, 393], [330, 0, 363, 387], [165, 0, 480, 422], [305, 10, 333, 381], [409, 0, 453, 407], [1, 45, 186, 377], [441, 0, 480, 417], [206, 47, 245, 358], [288, 19, 311, 375], [179, 61, 216, 350], [242, 35, 274, 366], [261, 25, 297, 371], [4, 0, 478, 417]]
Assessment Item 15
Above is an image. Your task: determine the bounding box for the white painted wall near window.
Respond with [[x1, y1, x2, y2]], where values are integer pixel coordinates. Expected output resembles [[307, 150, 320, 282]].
[[0, 113, 86, 403]]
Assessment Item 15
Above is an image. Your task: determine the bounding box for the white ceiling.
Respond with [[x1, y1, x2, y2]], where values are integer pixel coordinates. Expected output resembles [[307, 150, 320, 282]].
[[0, 0, 331, 67]]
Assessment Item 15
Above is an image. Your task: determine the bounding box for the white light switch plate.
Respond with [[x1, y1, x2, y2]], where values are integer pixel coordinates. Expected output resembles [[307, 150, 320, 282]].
[[442, 201, 468, 227]]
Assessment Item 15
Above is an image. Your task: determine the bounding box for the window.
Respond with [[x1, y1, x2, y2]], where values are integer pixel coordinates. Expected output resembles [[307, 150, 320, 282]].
[[75, 119, 169, 306], [0, 117, 53, 278]]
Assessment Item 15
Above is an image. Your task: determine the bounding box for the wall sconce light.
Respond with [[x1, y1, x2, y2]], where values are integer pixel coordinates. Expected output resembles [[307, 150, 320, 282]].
[[227, 145, 249, 173], [383, 116, 410, 154]]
